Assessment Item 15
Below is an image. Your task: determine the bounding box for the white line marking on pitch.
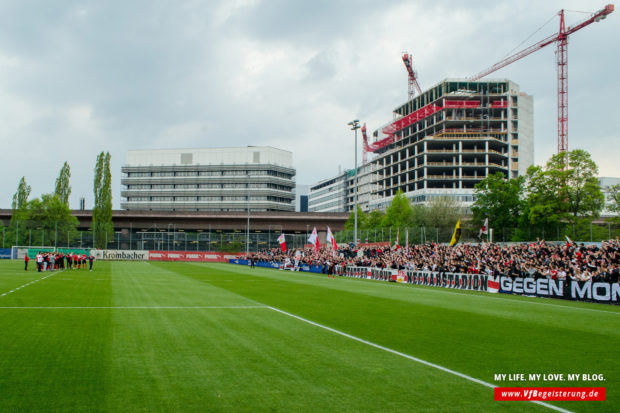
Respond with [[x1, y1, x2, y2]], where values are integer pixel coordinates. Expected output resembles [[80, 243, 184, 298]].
[[0, 271, 61, 298], [268, 306, 572, 413], [0, 305, 269, 309]]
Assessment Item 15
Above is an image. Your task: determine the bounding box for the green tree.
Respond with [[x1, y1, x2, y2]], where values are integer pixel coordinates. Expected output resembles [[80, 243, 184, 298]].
[[12, 176, 31, 210], [92, 152, 114, 248], [425, 195, 463, 229], [472, 173, 525, 230], [366, 210, 384, 229], [527, 150, 604, 225], [410, 204, 428, 228], [607, 184, 620, 215], [557, 149, 604, 220], [344, 206, 367, 231], [54, 161, 72, 206], [525, 164, 564, 227], [8, 177, 32, 247], [6, 194, 79, 247], [381, 190, 413, 230]]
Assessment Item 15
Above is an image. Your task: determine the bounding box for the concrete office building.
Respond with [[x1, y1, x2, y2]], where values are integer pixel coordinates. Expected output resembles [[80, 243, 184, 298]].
[[121, 147, 296, 212], [308, 172, 348, 213]]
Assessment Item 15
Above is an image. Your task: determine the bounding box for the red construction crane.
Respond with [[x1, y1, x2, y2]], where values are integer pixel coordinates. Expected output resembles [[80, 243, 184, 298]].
[[470, 4, 614, 155], [361, 54, 423, 164], [402, 53, 422, 101], [361, 123, 379, 164]]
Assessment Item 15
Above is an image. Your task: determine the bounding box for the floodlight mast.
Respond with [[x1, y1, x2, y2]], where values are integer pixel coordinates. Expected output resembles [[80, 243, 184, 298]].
[[348, 119, 360, 246]]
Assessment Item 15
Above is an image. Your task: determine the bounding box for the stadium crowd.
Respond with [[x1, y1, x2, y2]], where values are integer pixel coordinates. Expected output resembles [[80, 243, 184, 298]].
[[245, 238, 620, 283]]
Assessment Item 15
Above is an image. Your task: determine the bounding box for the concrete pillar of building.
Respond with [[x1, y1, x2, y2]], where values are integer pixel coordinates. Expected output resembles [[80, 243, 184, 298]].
[[485, 141, 489, 166]]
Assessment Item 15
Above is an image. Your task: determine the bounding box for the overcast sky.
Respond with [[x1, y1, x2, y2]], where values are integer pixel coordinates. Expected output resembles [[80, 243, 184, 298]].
[[1, 0, 618, 210]]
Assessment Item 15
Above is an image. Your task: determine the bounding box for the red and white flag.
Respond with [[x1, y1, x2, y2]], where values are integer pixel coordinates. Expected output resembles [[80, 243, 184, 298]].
[[394, 228, 400, 250], [277, 233, 286, 252], [307, 227, 320, 254], [326, 226, 337, 250], [479, 218, 488, 238]]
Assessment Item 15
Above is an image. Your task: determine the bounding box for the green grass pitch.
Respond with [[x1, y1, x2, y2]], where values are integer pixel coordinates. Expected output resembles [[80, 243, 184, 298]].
[[0, 260, 618, 412]]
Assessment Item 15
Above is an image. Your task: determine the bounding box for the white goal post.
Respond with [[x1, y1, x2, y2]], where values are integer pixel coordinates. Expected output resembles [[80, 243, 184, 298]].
[[11, 246, 57, 259]]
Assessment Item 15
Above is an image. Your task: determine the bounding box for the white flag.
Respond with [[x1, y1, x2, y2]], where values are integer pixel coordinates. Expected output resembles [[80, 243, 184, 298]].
[[326, 227, 337, 249], [307, 227, 319, 252], [479, 218, 488, 237]]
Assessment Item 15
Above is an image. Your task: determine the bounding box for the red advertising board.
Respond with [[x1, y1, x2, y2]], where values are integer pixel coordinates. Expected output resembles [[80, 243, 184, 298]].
[[148, 251, 244, 262]]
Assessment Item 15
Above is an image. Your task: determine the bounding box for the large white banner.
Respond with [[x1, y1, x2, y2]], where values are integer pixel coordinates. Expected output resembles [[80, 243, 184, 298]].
[[92, 250, 150, 261], [343, 267, 493, 292]]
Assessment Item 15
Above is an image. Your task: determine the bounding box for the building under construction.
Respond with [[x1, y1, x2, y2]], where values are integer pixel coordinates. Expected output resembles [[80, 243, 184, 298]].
[[310, 78, 534, 212], [366, 78, 533, 210]]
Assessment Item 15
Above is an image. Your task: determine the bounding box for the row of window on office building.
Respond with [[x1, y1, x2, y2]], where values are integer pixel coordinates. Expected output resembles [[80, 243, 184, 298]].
[[125, 183, 292, 190], [127, 196, 293, 202], [126, 170, 292, 178]]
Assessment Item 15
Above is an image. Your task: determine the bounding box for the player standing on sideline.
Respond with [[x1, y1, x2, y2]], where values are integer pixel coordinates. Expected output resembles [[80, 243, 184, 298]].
[[67, 252, 72, 270], [24, 253, 29, 271], [82, 253, 87, 270], [88, 253, 95, 271], [49, 253, 56, 271], [36, 251, 43, 272]]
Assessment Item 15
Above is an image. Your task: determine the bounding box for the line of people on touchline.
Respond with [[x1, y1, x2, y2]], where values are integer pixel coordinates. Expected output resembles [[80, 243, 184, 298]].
[[24, 251, 96, 272]]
